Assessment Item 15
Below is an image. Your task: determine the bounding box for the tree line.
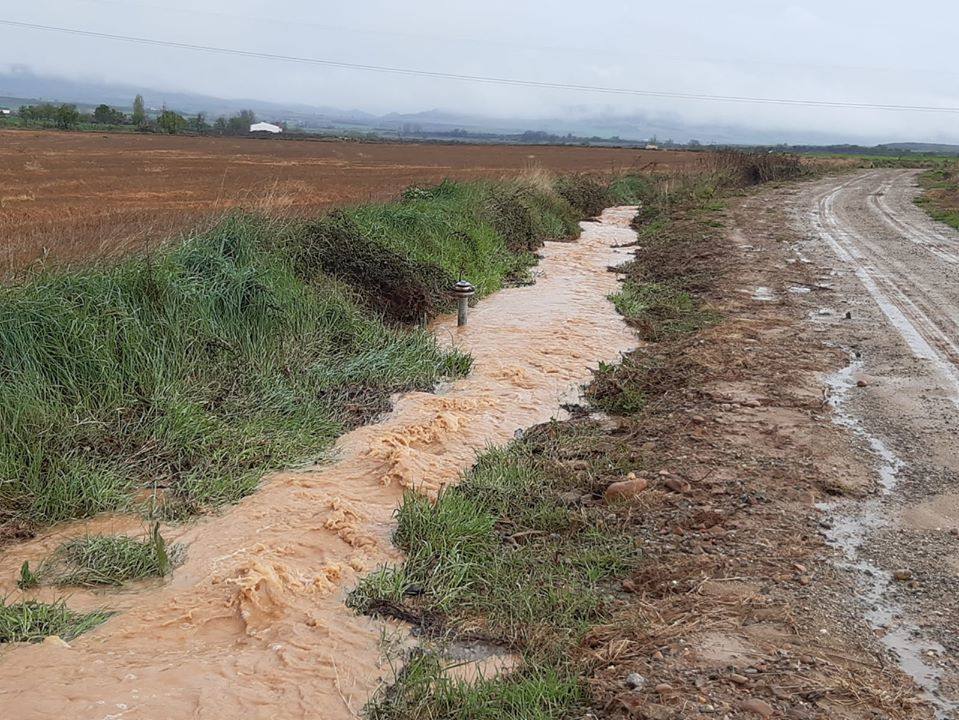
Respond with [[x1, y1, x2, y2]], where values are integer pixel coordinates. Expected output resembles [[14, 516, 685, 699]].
[[9, 94, 260, 136]]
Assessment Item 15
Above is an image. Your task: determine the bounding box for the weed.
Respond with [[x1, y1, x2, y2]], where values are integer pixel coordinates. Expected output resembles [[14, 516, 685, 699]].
[[917, 161, 959, 230], [30, 527, 183, 587], [553, 174, 612, 217], [0, 599, 111, 643]]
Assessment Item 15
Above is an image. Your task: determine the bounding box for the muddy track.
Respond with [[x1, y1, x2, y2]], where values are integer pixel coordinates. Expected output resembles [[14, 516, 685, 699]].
[[801, 170, 959, 381], [790, 170, 959, 717]]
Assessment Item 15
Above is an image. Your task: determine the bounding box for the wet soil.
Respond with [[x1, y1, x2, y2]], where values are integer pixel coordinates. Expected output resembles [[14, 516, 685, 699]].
[[791, 170, 959, 717], [606, 169, 959, 719]]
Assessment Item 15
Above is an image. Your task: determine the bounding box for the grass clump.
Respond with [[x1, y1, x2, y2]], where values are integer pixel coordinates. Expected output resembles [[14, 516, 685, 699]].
[[917, 161, 959, 230], [0, 599, 111, 643], [22, 526, 182, 587], [351, 434, 641, 718], [610, 280, 718, 340], [553, 174, 612, 217], [351, 442, 639, 652], [0, 213, 469, 526], [368, 652, 583, 720]]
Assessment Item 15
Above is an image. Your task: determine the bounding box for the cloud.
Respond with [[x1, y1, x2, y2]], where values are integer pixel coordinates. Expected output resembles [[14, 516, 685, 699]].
[[1, 0, 957, 143]]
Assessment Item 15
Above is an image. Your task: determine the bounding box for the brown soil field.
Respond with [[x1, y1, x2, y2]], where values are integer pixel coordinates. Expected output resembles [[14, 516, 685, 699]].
[[0, 129, 697, 273]]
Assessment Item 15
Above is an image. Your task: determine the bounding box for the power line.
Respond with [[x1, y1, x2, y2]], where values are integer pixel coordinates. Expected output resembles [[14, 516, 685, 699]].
[[2, 18, 959, 114]]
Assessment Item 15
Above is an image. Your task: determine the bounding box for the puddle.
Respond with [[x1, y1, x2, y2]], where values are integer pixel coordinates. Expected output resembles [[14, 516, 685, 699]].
[[750, 286, 777, 301], [819, 360, 958, 718], [0, 208, 640, 719]]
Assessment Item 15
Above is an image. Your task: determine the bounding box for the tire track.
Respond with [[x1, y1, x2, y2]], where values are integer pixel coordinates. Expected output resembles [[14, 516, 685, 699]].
[[804, 170, 959, 402]]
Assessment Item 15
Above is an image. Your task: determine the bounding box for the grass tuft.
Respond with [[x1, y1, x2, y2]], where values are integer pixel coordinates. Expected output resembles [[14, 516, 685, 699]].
[[25, 527, 183, 587], [0, 599, 111, 643], [351, 437, 641, 657], [367, 652, 583, 720], [610, 280, 718, 340]]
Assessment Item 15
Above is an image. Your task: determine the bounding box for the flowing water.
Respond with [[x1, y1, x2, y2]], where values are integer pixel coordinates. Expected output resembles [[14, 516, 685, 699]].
[[0, 207, 640, 720]]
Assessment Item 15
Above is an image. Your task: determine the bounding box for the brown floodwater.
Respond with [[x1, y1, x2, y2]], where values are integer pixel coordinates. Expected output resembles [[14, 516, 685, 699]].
[[0, 207, 639, 719]]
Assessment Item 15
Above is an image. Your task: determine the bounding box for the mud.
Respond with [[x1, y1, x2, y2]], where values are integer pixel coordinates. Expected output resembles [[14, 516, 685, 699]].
[[789, 169, 959, 716], [0, 209, 639, 719]]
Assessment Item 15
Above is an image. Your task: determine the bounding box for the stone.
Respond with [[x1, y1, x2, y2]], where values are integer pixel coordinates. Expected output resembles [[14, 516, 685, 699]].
[[604, 474, 649, 503], [856, 379, 868, 388], [893, 569, 913, 581], [625, 672, 646, 689], [664, 478, 691, 493], [729, 673, 750, 685], [654, 683, 673, 694], [738, 698, 775, 717]]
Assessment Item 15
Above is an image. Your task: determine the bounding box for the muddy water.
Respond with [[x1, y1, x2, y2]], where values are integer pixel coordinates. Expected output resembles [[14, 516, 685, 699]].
[[0, 207, 639, 720]]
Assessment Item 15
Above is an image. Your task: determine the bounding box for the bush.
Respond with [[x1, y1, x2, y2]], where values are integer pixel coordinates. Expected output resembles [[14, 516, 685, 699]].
[[708, 150, 805, 186], [553, 174, 612, 217]]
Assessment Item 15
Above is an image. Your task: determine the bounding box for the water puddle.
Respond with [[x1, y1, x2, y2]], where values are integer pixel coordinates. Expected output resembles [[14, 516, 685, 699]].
[[819, 360, 957, 718], [0, 207, 640, 720]]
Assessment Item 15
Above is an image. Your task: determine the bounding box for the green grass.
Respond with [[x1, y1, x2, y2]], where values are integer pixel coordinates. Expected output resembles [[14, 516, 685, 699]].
[[0, 174, 652, 531], [0, 213, 469, 525], [368, 653, 583, 720], [610, 280, 717, 340], [351, 435, 641, 718], [0, 599, 111, 643], [917, 162, 959, 230], [351, 442, 640, 654], [22, 527, 182, 587]]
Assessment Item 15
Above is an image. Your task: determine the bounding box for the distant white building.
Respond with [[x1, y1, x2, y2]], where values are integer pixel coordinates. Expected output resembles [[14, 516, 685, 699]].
[[250, 122, 282, 134], [0, 108, 11, 116]]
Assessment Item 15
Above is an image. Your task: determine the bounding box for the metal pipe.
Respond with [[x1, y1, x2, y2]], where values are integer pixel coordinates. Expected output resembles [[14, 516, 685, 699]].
[[452, 280, 475, 327]]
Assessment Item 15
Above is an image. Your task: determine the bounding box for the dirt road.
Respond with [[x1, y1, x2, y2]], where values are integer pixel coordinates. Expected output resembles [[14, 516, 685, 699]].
[[791, 170, 959, 716]]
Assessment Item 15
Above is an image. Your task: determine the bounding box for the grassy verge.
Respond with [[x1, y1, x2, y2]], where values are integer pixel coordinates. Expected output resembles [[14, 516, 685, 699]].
[[917, 161, 959, 230], [0, 173, 617, 535], [349, 151, 803, 718]]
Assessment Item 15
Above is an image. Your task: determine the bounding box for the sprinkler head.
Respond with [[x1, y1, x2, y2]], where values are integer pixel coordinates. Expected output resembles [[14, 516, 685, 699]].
[[452, 280, 476, 298]]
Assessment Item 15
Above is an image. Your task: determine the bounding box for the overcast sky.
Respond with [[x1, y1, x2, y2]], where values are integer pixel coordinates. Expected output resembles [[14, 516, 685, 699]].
[[2, 0, 958, 144]]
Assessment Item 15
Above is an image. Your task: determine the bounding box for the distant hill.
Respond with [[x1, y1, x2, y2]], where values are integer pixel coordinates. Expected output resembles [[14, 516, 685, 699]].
[[877, 142, 959, 156], [2, 66, 956, 150]]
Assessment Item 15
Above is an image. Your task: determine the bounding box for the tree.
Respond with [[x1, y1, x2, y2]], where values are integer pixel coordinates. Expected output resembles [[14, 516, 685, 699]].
[[190, 112, 209, 134], [157, 109, 187, 134], [93, 104, 125, 125], [132, 94, 146, 125], [227, 109, 256, 134], [54, 104, 80, 130]]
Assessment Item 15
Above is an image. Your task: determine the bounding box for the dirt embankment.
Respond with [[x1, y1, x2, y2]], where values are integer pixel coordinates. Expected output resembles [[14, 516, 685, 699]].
[[0, 130, 696, 272]]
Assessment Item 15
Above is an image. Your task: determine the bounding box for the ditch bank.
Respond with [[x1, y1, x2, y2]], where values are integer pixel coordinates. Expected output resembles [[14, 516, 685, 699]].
[[351, 163, 941, 720], [0, 206, 639, 719]]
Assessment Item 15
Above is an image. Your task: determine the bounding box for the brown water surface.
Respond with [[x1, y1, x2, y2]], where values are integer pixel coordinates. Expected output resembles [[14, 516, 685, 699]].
[[0, 206, 639, 719]]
